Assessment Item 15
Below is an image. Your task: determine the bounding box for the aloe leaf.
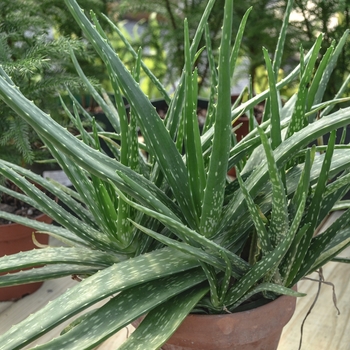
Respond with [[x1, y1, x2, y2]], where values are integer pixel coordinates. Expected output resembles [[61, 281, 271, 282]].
[[200, 0, 233, 237], [224, 193, 306, 307], [314, 29, 350, 107], [281, 225, 310, 285], [288, 131, 337, 283], [0, 163, 115, 250], [286, 34, 323, 138], [272, 0, 294, 77], [290, 148, 314, 213], [70, 49, 121, 133], [202, 24, 217, 133], [101, 14, 171, 104], [294, 208, 350, 282], [222, 149, 350, 249], [65, 89, 105, 132], [115, 171, 182, 222], [305, 97, 350, 118], [200, 263, 220, 308], [304, 228, 350, 275], [324, 172, 350, 197], [0, 247, 119, 274], [0, 73, 181, 215], [220, 107, 350, 237], [111, 182, 249, 275], [322, 70, 350, 117], [129, 219, 234, 275], [218, 251, 232, 303], [42, 144, 111, 231], [332, 256, 350, 264], [263, 47, 281, 149], [64, 0, 199, 230], [229, 282, 304, 311], [0, 265, 98, 287], [119, 285, 209, 350], [306, 44, 334, 119], [0, 211, 84, 247], [160, 0, 217, 132], [29, 271, 207, 350], [184, 21, 205, 217], [229, 38, 317, 127], [0, 248, 200, 349], [59, 96, 94, 147], [257, 127, 288, 245], [230, 6, 252, 77], [236, 169, 271, 252]]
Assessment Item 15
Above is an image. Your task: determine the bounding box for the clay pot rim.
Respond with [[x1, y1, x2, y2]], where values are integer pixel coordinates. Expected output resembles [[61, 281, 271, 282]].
[[0, 212, 49, 228], [186, 287, 297, 320], [0, 212, 52, 242]]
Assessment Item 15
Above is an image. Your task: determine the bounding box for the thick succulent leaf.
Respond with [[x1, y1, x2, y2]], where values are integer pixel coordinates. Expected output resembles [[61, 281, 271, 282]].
[[112, 183, 249, 275], [229, 282, 305, 311], [0, 73, 186, 233], [69, 48, 121, 133], [129, 219, 237, 277], [263, 47, 281, 149], [307, 226, 350, 274], [0, 247, 119, 274], [314, 30, 349, 108], [236, 169, 271, 252], [293, 209, 350, 281], [219, 107, 350, 237], [332, 256, 350, 263], [0, 160, 95, 227], [119, 285, 209, 350], [230, 7, 252, 77], [0, 248, 200, 349], [221, 149, 350, 249], [184, 22, 205, 217], [0, 264, 97, 287], [258, 127, 289, 245], [228, 38, 317, 127], [287, 131, 336, 283], [200, 0, 233, 237], [286, 34, 323, 138], [30, 270, 207, 350], [272, 0, 294, 76], [202, 24, 218, 133], [224, 195, 306, 307], [102, 15, 170, 105], [64, 0, 200, 230], [0, 211, 86, 247], [0, 162, 116, 251], [306, 45, 334, 118]]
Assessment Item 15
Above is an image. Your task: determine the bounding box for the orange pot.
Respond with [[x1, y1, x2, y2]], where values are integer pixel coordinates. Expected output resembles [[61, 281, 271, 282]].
[[0, 213, 51, 301], [134, 290, 296, 350], [161, 292, 296, 350]]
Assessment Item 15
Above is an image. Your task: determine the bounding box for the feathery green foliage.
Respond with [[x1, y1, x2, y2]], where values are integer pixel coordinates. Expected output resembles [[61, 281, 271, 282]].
[[0, 0, 104, 166]]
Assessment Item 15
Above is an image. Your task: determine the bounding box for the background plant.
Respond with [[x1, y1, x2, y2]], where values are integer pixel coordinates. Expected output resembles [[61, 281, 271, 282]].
[[0, 0, 349, 349], [116, 0, 350, 98], [0, 0, 109, 167]]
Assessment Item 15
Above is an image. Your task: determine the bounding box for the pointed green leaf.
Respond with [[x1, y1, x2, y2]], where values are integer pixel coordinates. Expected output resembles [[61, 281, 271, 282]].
[[0, 248, 200, 349], [119, 285, 209, 350], [30, 271, 207, 350]]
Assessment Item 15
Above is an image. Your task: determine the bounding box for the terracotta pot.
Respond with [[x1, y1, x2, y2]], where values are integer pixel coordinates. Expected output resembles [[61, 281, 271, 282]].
[[0, 213, 51, 301], [134, 291, 296, 350]]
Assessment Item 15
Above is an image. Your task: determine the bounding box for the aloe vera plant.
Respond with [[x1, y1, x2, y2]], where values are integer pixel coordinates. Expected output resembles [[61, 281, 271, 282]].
[[0, 0, 350, 348]]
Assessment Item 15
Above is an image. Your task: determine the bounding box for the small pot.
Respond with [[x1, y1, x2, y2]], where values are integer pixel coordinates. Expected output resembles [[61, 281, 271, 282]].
[[0, 213, 51, 301]]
